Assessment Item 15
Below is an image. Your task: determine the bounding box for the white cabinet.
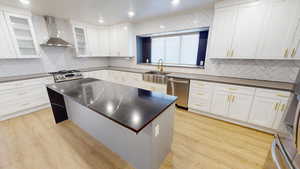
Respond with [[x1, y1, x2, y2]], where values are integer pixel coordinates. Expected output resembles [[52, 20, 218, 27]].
[[5, 12, 39, 58], [231, 2, 265, 58], [210, 0, 299, 60], [72, 24, 89, 57], [188, 80, 215, 112], [86, 26, 101, 57], [209, 7, 237, 58], [228, 93, 253, 121], [0, 11, 16, 59], [109, 23, 133, 57], [210, 1, 265, 59], [258, 0, 299, 59], [211, 91, 230, 116], [0, 76, 53, 120], [248, 89, 290, 129], [98, 28, 110, 56]]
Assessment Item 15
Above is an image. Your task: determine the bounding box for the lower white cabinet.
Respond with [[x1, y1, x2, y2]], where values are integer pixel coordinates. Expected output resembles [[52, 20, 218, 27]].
[[188, 80, 291, 131], [228, 93, 253, 121], [248, 89, 290, 129], [0, 76, 53, 120]]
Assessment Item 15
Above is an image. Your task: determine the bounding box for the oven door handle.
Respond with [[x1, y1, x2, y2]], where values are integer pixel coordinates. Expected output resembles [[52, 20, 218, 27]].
[[271, 140, 283, 169]]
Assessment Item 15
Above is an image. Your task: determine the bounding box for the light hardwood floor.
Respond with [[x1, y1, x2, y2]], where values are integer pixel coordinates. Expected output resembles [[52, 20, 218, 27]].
[[0, 108, 273, 169]]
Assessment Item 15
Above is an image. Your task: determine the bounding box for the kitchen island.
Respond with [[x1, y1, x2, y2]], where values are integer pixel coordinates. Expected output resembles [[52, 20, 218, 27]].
[[46, 78, 177, 169]]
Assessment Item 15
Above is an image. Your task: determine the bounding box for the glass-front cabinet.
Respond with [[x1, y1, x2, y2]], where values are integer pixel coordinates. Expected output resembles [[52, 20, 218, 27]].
[[72, 25, 89, 57], [5, 13, 39, 58]]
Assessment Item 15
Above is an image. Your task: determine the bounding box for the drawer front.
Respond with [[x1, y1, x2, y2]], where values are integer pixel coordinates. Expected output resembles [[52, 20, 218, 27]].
[[0, 76, 53, 91], [189, 97, 211, 112], [255, 88, 291, 100], [215, 83, 255, 95], [190, 80, 215, 91]]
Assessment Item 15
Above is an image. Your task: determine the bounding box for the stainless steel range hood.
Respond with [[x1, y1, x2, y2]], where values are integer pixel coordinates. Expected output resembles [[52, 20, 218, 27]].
[[40, 16, 72, 47]]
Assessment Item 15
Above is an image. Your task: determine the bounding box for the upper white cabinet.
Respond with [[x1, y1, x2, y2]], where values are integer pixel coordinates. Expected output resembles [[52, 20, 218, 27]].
[[231, 2, 265, 58], [209, 0, 299, 60], [258, 0, 299, 59], [72, 24, 89, 57], [4, 12, 39, 58], [209, 7, 237, 58], [72, 21, 130, 57], [0, 11, 16, 59], [109, 23, 133, 57]]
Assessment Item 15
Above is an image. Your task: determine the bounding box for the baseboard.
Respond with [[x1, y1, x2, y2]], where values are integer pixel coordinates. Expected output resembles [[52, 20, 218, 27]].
[[188, 108, 276, 134], [0, 104, 51, 121]]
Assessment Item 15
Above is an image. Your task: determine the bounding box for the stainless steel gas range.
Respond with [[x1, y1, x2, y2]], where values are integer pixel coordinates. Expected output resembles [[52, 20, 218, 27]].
[[49, 70, 83, 83]]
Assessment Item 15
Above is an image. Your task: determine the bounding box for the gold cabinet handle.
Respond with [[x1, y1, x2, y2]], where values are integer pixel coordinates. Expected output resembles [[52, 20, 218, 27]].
[[228, 88, 238, 91], [275, 103, 280, 112], [284, 48, 289, 57], [226, 50, 230, 57], [291, 48, 296, 57], [232, 95, 235, 102], [227, 95, 231, 102], [281, 104, 286, 112], [231, 50, 234, 57]]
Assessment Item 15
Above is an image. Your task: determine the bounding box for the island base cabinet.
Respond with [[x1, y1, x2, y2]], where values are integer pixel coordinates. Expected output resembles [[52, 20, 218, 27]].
[[65, 97, 175, 169]]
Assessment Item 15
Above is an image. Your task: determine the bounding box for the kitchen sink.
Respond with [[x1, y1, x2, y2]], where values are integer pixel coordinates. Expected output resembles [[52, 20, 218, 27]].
[[143, 71, 170, 84]]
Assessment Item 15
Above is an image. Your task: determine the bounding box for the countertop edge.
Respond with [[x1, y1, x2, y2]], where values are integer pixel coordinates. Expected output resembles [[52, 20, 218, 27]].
[[0, 73, 52, 83]]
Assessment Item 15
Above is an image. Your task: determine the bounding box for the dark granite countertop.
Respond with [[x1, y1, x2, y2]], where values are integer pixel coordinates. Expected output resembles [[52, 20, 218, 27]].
[[167, 73, 295, 92], [47, 78, 177, 133]]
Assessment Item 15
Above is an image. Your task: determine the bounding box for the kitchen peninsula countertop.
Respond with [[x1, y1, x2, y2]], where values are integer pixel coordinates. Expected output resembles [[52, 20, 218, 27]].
[[47, 78, 177, 133]]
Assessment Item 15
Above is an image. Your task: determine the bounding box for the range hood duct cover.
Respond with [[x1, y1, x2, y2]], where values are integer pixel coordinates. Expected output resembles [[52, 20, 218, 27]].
[[40, 16, 72, 47]]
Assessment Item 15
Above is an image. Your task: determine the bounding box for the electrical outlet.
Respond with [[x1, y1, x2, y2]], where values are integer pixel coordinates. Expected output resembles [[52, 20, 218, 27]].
[[155, 124, 160, 137]]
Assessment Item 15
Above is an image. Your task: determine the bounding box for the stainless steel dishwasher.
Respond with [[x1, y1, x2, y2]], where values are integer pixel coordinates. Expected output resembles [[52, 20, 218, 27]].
[[167, 78, 190, 109]]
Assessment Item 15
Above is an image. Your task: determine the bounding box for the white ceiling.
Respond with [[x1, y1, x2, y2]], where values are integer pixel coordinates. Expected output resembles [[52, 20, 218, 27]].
[[0, 0, 214, 25]]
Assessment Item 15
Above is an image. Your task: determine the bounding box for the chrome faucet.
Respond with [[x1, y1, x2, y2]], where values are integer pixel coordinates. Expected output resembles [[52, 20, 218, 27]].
[[157, 58, 164, 72]]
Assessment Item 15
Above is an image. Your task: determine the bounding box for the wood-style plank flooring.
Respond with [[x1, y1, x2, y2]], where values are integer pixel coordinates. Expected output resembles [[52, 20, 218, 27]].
[[0, 108, 273, 169]]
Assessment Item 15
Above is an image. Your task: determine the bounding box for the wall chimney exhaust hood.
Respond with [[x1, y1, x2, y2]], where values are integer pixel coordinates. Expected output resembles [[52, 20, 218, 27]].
[[40, 16, 72, 47]]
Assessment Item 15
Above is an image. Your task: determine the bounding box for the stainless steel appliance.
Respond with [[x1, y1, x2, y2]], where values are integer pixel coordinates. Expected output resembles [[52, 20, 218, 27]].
[[167, 78, 190, 109], [50, 70, 83, 83], [264, 91, 300, 169]]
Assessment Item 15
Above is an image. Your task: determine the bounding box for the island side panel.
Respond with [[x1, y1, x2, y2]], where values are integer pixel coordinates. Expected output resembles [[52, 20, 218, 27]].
[[64, 97, 175, 169], [150, 103, 175, 169], [47, 88, 68, 123]]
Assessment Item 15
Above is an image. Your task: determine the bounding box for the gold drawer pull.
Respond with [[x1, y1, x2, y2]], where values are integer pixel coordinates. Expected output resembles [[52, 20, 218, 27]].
[[228, 88, 238, 91], [197, 93, 204, 95], [274, 103, 279, 111], [291, 48, 296, 57], [281, 104, 286, 112], [277, 94, 289, 98], [284, 48, 289, 57]]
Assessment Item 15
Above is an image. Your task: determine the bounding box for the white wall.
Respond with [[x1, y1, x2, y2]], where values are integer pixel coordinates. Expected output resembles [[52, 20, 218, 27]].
[[0, 15, 108, 77], [109, 7, 300, 83]]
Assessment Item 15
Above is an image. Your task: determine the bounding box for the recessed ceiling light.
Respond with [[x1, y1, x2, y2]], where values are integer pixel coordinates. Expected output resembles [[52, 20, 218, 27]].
[[160, 25, 165, 29], [98, 19, 104, 24], [171, 0, 180, 6], [19, 0, 30, 5], [123, 26, 128, 30], [128, 11, 135, 18]]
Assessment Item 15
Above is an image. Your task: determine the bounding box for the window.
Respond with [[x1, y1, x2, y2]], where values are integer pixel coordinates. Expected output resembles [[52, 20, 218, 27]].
[[151, 33, 200, 65], [136, 29, 209, 67]]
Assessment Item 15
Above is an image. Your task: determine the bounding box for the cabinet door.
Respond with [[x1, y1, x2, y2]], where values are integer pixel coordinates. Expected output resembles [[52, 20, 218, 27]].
[[289, 13, 300, 59], [86, 26, 100, 56], [211, 91, 230, 117], [99, 28, 110, 56], [0, 11, 16, 58], [118, 24, 132, 57], [248, 97, 280, 128], [5, 13, 39, 58], [73, 25, 89, 57], [231, 2, 265, 58], [209, 7, 237, 58], [228, 94, 253, 121], [109, 25, 120, 57], [273, 100, 288, 129], [259, 0, 297, 59]]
